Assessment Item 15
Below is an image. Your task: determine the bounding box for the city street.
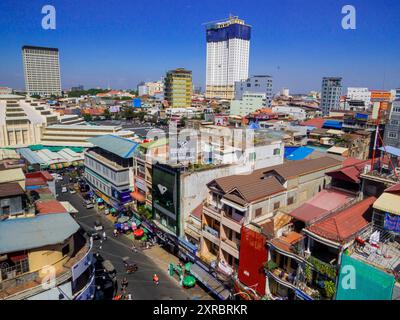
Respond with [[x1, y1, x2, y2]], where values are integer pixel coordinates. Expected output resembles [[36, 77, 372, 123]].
[[56, 177, 210, 300]]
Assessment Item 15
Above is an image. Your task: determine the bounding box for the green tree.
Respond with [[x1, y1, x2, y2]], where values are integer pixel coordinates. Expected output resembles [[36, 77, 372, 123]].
[[83, 114, 93, 122], [138, 111, 146, 122], [103, 108, 111, 120], [123, 108, 134, 120]]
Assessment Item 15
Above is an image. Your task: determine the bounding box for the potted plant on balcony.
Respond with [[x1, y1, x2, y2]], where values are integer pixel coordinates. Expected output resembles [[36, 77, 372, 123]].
[[264, 260, 278, 272], [323, 280, 336, 299]]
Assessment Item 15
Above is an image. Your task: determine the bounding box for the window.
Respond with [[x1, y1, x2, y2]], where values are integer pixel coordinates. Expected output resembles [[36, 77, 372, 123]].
[[1, 206, 10, 215], [273, 202, 280, 210], [273, 148, 281, 155], [62, 244, 70, 256], [287, 197, 294, 206], [255, 208, 262, 218], [388, 131, 398, 139]]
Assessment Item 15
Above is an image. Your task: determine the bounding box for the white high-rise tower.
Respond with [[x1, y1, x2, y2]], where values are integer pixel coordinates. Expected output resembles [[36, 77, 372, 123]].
[[205, 16, 251, 100], [22, 45, 62, 97]]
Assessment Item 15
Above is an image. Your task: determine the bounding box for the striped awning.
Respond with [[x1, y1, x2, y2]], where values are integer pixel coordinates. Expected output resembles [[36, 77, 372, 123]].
[[373, 192, 400, 216]]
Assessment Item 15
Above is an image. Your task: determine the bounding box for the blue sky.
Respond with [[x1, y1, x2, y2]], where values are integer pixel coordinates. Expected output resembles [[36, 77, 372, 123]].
[[0, 0, 399, 93]]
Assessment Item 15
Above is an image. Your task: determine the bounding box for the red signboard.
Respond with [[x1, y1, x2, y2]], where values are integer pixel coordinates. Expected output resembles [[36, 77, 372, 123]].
[[237, 226, 268, 297]]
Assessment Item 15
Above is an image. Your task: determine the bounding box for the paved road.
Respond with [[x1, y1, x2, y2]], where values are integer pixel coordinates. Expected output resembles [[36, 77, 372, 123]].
[[56, 179, 195, 300]]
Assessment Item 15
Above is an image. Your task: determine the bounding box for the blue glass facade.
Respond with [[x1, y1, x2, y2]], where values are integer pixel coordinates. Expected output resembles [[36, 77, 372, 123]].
[[206, 24, 251, 42]]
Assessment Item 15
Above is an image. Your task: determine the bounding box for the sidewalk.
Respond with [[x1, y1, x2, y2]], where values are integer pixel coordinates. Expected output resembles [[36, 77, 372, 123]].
[[143, 245, 213, 300]]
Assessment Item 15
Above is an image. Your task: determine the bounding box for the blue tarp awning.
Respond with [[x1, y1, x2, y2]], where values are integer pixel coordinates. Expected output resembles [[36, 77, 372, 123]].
[[284, 146, 314, 161], [379, 146, 400, 157]]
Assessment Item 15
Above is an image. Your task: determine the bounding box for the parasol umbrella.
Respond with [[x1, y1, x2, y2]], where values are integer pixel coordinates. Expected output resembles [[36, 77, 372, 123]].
[[182, 275, 196, 288], [133, 228, 144, 238]]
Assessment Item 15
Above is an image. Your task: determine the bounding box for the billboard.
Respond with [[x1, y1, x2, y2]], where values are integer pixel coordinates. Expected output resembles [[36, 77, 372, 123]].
[[152, 164, 180, 234]]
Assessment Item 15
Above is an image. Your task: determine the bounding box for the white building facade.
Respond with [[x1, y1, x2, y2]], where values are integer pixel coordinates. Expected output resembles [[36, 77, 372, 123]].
[[347, 87, 371, 108], [230, 92, 266, 116], [205, 16, 251, 100], [22, 46, 62, 97]]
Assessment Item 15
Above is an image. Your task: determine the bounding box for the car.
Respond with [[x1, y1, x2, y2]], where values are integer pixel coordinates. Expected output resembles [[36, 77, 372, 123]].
[[87, 229, 101, 240], [84, 199, 94, 209], [94, 220, 104, 231], [61, 186, 68, 193], [69, 188, 76, 194]]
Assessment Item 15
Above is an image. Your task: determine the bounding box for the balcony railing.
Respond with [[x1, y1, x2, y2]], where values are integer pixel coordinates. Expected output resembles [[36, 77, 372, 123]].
[[0, 240, 92, 300], [222, 211, 245, 224], [203, 225, 219, 238]]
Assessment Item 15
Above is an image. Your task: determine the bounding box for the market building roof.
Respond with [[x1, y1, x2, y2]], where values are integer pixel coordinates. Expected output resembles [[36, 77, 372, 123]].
[[0, 213, 80, 254], [17, 148, 46, 165], [88, 134, 139, 158]]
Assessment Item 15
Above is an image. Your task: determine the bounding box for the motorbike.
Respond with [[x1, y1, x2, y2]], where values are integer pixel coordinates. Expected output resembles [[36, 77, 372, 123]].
[[123, 260, 138, 274]]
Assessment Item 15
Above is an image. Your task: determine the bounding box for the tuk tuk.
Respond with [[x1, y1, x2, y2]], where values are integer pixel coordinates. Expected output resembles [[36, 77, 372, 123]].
[[102, 260, 117, 279]]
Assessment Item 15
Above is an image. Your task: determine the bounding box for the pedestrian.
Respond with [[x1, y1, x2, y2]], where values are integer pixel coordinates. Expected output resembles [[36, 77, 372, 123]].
[[121, 277, 129, 293], [102, 231, 107, 241], [131, 244, 137, 253], [113, 229, 118, 237], [153, 274, 159, 285]]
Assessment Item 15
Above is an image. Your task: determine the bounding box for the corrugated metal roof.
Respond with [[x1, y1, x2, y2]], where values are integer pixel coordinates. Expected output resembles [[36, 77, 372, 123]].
[[323, 120, 343, 129], [327, 146, 348, 155], [0, 182, 25, 198], [17, 148, 46, 165], [0, 168, 25, 184], [0, 213, 80, 254], [88, 135, 139, 158], [373, 192, 400, 216]]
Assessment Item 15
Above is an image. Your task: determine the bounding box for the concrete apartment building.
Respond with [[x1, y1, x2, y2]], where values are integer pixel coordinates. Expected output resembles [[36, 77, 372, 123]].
[[346, 87, 371, 110], [384, 99, 400, 149], [150, 129, 285, 247], [321, 77, 342, 116], [205, 16, 251, 100], [164, 68, 192, 108], [0, 213, 95, 300], [22, 46, 62, 97], [230, 92, 267, 116], [84, 135, 138, 210], [199, 157, 342, 272], [234, 75, 273, 106], [138, 80, 164, 97]]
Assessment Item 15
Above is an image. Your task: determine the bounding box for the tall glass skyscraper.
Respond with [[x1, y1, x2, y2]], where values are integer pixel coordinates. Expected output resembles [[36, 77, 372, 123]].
[[205, 16, 251, 100]]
